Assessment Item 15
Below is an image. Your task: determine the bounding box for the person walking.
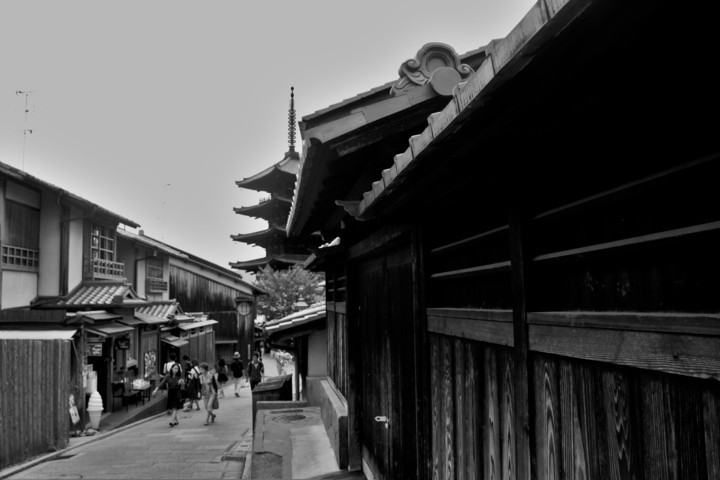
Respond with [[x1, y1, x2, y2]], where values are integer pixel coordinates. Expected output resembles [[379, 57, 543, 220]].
[[199, 362, 218, 426], [186, 358, 202, 411], [247, 352, 265, 391], [229, 352, 245, 397], [152, 363, 184, 427], [216, 358, 228, 397], [161, 352, 180, 415]]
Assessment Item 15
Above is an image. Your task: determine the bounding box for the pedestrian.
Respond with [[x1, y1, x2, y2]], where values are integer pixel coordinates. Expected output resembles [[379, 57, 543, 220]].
[[198, 362, 218, 426], [229, 352, 245, 397], [186, 358, 202, 411], [216, 358, 228, 397], [152, 363, 184, 427], [162, 351, 179, 376], [161, 352, 180, 415], [247, 352, 265, 390]]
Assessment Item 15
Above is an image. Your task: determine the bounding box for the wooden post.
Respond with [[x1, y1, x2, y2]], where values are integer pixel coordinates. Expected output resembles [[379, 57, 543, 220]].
[[509, 203, 534, 480]]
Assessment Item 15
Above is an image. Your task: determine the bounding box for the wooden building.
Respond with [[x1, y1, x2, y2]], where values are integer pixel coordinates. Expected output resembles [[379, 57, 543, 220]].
[[117, 228, 265, 365], [287, 1, 720, 479], [231, 87, 321, 274]]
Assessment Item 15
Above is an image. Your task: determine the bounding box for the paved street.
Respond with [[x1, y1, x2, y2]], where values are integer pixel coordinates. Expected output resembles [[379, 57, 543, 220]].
[[6, 382, 253, 480]]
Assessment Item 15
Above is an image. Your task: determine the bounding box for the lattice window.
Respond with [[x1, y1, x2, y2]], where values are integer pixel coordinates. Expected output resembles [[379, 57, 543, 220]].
[[91, 224, 115, 261], [2, 245, 39, 269]]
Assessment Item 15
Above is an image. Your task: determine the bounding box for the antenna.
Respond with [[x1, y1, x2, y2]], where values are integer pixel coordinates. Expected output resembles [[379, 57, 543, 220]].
[[16, 90, 35, 170]]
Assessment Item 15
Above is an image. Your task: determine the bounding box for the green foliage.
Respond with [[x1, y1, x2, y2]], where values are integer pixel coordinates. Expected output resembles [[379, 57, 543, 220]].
[[272, 350, 294, 375], [253, 265, 324, 320]]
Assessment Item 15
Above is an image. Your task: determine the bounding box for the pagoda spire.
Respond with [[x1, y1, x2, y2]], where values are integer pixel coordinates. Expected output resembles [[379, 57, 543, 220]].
[[287, 86, 296, 154]]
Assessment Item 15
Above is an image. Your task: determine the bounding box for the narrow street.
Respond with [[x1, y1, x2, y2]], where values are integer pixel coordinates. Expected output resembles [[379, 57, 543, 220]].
[[5, 381, 253, 480]]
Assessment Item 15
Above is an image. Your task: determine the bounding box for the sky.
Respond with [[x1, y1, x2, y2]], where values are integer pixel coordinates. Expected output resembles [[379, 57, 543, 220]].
[[0, 0, 535, 282]]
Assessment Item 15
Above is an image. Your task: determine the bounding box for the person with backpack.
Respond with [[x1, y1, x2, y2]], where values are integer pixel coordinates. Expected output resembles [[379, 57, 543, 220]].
[[186, 358, 202, 411], [229, 352, 245, 397], [246, 352, 264, 390]]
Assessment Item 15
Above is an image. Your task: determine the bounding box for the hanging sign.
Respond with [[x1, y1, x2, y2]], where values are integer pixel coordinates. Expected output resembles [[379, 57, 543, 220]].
[[115, 338, 130, 350], [88, 343, 103, 356]]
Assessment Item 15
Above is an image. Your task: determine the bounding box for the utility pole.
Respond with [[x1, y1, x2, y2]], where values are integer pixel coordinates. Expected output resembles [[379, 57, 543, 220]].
[[16, 90, 35, 170]]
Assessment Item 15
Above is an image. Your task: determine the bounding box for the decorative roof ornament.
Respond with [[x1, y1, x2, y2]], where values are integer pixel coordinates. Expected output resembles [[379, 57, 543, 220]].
[[390, 42, 474, 97], [288, 86, 296, 154]]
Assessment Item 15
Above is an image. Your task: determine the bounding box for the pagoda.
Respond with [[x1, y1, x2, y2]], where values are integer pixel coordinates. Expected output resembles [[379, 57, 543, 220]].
[[231, 88, 320, 273]]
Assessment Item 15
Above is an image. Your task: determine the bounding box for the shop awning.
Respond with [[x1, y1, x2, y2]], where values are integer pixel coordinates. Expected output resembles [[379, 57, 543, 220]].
[[161, 333, 189, 348], [0, 328, 78, 340], [84, 322, 134, 338], [177, 319, 218, 331], [134, 312, 172, 325], [117, 317, 144, 326]]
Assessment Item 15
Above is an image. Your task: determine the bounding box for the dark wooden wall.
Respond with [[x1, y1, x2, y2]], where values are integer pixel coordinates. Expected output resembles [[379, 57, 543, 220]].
[[0, 339, 71, 471], [421, 155, 720, 479]]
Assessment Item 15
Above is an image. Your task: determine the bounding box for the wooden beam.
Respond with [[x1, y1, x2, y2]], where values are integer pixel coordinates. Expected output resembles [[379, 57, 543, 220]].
[[427, 309, 514, 347], [430, 225, 509, 255], [528, 311, 720, 336], [529, 324, 720, 379], [430, 261, 511, 280], [533, 153, 719, 222], [533, 220, 720, 263]]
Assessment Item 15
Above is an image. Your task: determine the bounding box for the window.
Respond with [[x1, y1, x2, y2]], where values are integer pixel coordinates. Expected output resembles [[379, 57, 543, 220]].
[[91, 224, 115, 261], [2, 200, 40, 270], [146, 257, 162, 280]]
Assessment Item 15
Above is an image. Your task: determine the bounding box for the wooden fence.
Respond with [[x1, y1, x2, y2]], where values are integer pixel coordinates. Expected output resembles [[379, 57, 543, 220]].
[[0, 339, 72, 471]]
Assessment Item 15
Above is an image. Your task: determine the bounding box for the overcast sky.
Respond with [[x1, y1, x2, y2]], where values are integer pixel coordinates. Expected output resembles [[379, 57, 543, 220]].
[[0, 0, 535, 281]]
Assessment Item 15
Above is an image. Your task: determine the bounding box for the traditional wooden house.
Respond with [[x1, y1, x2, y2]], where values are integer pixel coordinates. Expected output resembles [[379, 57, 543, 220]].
[[117, 228, 266, 365], [287, 1, 720, 479], [231, 87, 321, 274], [0, 160, 141, 469]]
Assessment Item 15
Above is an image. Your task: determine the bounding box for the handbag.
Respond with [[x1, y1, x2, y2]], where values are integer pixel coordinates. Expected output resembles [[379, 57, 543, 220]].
[[211, 395, 219, 409]]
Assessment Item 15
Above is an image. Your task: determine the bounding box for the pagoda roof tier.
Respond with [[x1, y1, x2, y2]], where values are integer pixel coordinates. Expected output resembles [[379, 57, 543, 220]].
[[234, 195, 292, 222], [236, 153, 299, 194], [229, 254, 309, 273], [231, 225, 289, 248]]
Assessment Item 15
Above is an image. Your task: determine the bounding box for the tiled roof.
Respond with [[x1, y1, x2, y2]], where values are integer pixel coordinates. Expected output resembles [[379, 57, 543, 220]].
[[116, 229, 189, 259], [0, 161, 138, 228], [264, 302, 326, 334], [135, 302, 193, 324], [347, 1, 574, 220], [58, 282, 147, 307]]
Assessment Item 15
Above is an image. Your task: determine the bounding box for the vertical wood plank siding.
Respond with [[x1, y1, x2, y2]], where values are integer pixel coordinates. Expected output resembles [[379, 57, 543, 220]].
[[0, 339, 71, 471], [428, 337, 720, 479]]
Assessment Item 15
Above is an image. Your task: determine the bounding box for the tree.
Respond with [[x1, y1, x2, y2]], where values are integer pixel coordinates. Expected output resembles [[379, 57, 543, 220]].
[[253, 265, 324, 320]]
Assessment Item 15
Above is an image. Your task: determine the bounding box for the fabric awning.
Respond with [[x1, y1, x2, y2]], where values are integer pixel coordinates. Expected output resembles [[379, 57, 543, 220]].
[[84, 322, 134, 338], [0, 328, 78, 340]]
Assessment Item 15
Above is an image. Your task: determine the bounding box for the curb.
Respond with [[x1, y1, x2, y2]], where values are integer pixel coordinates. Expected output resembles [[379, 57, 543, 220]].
[[0, 412, 166, 480]]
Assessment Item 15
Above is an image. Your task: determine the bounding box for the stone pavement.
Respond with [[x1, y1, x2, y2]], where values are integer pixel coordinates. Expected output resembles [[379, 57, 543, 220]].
[[251, 352, 363, 480], [0, 352, 363, 480], [1, 380, 254, 480]]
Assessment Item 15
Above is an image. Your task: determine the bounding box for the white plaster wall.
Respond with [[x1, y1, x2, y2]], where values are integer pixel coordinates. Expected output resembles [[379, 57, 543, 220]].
[[2, 270, 38, 308], [67, 207, 84, 292], [37, 191, 62, 296], [307, 328, 328, 377]]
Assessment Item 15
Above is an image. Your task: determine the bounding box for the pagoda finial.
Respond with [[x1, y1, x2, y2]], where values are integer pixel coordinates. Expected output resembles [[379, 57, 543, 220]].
[[287, 86, 296, 154]]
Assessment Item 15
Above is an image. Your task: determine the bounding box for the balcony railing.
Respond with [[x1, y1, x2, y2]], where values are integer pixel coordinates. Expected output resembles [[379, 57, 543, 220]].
[[91, 258, 125, 280]]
